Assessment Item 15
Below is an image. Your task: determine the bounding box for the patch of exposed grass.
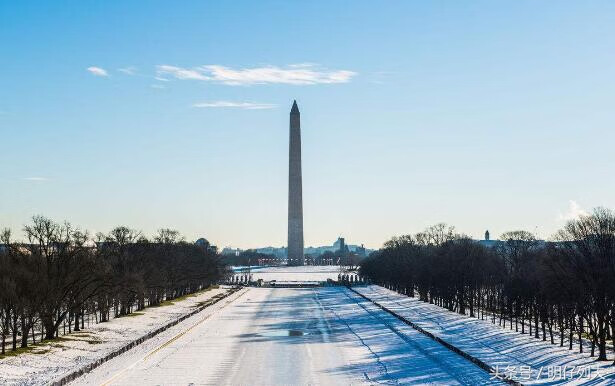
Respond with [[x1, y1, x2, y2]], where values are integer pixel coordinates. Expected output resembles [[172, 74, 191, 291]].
[[47, 337, 72, 349], [72, 332, 94, 337], [117, 312, 144, 318], [194, 293, 227, 308], [158, 285, 219, 307], [0, 345, 36, 359], [155, 299, 175, 307], [60, 335, 105, 345], [0, 336, 73, 359]]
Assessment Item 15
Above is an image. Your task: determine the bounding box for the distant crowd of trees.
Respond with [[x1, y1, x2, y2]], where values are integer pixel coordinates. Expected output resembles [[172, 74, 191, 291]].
[[221, 248, 364, 268], [306, 250, 362, 268], [360, 208, 615, 363], [221, 249, 278, 267], [0, 216, 228, 355]]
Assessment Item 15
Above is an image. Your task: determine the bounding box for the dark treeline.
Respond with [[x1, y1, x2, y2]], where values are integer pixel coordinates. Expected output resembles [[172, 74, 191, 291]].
[[360, 208, 615, 363], [221, 249, 278, 267], [0, 216, 227, 354], [308, 250, 363, 269]]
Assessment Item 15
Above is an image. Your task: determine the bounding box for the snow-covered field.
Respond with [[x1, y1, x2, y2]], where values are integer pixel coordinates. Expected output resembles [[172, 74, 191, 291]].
[[72, 286, 498, 385], [248, 265, 345, 282], [0, 286, 233, 386], [354, 285, 615, 385], [2, 266, 612, 385]]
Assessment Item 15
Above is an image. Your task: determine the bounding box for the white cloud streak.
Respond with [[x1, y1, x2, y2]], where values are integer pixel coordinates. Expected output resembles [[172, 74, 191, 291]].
[[558, 200, 588, 222], [87, 66, 109, 77], [192, 101, 277, 110], [22, 177, 49, 182], [157, 64, 357, 85], [156, 65, 209, 81], [118, 66, 137, 75]]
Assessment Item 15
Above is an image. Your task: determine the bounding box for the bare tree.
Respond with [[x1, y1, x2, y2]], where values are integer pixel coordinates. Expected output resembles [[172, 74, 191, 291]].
[[553, 208, 615, 361]]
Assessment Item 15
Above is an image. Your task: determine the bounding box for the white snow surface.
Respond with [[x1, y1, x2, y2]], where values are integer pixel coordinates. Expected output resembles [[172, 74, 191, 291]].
[[72, 286, 499, 385], [354, 285, 615, 385], [4, 266, 612, 385], [0, 286, 230, 386], [247, 265, 345, 282]]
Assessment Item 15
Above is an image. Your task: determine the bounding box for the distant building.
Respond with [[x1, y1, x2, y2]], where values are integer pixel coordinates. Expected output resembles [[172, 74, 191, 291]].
[[306, 237, 372, 256], [195, 238, 217, 254], [221, 247, 242, 256], [476, 230, 547, 249], [335, 237, 346, 253], [221, 237, 373, 261], [355, 244, 367, 257]]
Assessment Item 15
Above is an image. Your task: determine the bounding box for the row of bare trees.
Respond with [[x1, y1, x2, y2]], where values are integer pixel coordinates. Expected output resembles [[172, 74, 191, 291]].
[[0, 216, 228, 355], [221, 249, 277, 267], [359, 208, 615, 364]]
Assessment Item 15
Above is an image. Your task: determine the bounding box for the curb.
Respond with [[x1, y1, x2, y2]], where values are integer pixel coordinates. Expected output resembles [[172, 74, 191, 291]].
[[347, 286, 522, 386], [50, 287, 242, 386]]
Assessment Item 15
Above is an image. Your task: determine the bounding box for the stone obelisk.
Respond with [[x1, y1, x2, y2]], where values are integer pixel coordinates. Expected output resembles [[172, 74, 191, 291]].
[[288, 100, 304, 266]]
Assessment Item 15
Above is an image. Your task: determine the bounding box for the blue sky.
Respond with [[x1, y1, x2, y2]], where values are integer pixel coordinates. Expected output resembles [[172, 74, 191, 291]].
[[1, 1, 615, 248]]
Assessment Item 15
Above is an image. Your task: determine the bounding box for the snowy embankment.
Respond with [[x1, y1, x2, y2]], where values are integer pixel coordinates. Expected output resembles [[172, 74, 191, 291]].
[[230, 265, 273, 272], [0, 286, 235, 386], [354, 285, 615, 385]]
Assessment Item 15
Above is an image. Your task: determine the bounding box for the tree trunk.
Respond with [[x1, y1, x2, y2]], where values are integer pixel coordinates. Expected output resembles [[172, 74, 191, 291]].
[[20, 317, 27, 348], [11, 313, 18, 351], [541, 319, 546, 341], [43, 316, 56, 341], [597, 322, 607, 360], [74, 311, 80, 332], [20, 317, 29, 348], [579, 318, 584, 353], [590, 338, 595, 357], [611, 319, 615, 366]]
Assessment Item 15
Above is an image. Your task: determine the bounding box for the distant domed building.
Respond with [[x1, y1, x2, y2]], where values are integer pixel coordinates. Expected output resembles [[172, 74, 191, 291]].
[[195, 238, 217, 253], [195, 238, 209, 247]]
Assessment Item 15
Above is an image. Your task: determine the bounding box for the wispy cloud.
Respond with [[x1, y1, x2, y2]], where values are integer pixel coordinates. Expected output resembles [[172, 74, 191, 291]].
[[192, 101, 277, 110], [156, 65, 209, 81], [156, 64, 357, 85], [150, 84, 166, 89], [87, 66, 109, 77], [118, 66, 137, 75], [22, 177, 49, 182], [558, 200, 588, 222]]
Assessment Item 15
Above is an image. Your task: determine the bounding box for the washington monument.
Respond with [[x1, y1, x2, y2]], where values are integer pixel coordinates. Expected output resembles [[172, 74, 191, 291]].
[[288, 100, 304, 266]]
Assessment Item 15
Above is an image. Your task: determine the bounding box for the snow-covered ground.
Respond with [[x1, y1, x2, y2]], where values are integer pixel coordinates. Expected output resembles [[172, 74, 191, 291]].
[[354, 285, 615, 385], [0, 286, 233, 386], [248, 265, 345, 282], [3, 266, 610, 385], [72, 286, 499, 385]]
